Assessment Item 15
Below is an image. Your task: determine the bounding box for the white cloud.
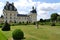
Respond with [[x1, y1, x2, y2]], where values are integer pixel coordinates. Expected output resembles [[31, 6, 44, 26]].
[[0, 2, 4, 16], [13, 0, 60, 20], [0, 2, 4, 8], [58, 12, 60, 15], [36, 2, 60, 20], [0, 0, 60, 20]]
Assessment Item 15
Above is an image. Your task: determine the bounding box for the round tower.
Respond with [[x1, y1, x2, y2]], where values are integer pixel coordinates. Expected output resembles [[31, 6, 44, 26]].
[[29, 6, 37, 23]]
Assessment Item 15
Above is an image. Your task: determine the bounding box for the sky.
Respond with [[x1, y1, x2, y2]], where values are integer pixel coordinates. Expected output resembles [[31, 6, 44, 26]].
[[0, 0, 60, 21]]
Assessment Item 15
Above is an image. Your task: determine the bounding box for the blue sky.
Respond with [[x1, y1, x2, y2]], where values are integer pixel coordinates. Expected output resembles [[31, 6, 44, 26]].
[[33, 0, 60, 3], [0, 0, 60, 20]]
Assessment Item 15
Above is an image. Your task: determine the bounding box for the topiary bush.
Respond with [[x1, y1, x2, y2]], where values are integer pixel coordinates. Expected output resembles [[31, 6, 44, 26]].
[[0, 25, 2, 28], [33, 22, 36, 25], [2, 21, 10, 31], [12, 29, 24, 40], [51, 22, 55, 26]]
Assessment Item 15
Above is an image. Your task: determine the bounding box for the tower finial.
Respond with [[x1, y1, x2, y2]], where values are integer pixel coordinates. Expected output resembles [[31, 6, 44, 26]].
[[32, 6, 35, 10], [6, 1, 9, 5]]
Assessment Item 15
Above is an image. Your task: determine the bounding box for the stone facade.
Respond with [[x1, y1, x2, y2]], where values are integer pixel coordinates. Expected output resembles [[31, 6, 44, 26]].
[[1, 2, 37, 23]]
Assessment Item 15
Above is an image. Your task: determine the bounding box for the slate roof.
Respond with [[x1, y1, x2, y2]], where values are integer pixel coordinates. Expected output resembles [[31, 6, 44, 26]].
[[4, 3, 17, 11], [17, 14, 29, 17], [30, 6, 37, 13], [30, 9, 37, 13]]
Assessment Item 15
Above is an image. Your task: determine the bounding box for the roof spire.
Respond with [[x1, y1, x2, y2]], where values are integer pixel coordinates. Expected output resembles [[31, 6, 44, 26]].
[[32, 6, 35, 10], [30, 6, 37, 13], [6, 1, 9, 5]]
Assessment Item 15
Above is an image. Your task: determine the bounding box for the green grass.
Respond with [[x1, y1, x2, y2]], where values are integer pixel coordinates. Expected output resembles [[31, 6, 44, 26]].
[[0, 25, 60, 40], [0, 30, 7, 40]]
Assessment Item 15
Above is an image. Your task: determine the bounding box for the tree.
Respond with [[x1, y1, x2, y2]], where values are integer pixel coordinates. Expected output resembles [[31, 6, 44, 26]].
[[39, 18, 43, 22], [51, 13, 58, 26], [51, 13, 58, 22], [57, 15, 60, 22], [2, 21, 10, 31], [39, 18, 44, 25]]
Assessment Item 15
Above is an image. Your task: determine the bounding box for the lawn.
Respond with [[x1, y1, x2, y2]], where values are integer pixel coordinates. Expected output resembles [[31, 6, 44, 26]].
[[0, 30, 7, 40], [0, 25, 60, 40]]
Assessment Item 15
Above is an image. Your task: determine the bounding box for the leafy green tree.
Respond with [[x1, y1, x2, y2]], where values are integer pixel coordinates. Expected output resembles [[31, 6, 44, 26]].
[[57, 15, 60, 22], [39, 18, 43, 22], [39, 18, 44, 25], [51, 13, 58, 22], [51, 13, 58, 26]]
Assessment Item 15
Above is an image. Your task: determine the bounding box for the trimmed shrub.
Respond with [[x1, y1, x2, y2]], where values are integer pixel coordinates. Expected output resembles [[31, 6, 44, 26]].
[[2, 22, 10, 31], [19, 22, 21, 25], [11, 23, 15, 26], [12, 29, 24, 40], [0, 25, 2, 28], [33, 22, 36, 25], [0, 23, 4, 28], [51, 22, 55, 26]]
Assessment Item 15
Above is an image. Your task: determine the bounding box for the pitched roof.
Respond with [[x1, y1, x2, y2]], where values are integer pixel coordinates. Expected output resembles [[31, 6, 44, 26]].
[[30, 9, 37, 13], [4, 2, 17, 11], [30, 6, 37, 13], [17, 14, 29, 17]]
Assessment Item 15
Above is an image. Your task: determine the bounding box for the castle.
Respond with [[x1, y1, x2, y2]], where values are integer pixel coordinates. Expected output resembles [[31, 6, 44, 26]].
[[0, 2, 37, 23]]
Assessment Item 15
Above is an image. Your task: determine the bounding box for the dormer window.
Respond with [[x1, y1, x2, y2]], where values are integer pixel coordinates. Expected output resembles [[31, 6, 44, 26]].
[[6, 6, 8, 10], [10, 6, 12, 10], [14, 8, 17, 11]]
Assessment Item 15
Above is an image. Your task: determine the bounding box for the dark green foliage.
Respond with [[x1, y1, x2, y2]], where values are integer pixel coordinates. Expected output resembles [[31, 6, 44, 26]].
[[57, 15, 60, 22], [19, 22, 21, 24], [14, 21, 16, 23], [39, 18, 43, 22], [33, 22, 36, 25], [2, 22, 10, 31], [25, 21, 29, 25], [51, 13, 58, 21], [51, 22, 55, 26], [50, 13, 59, 26], [26, 21, 29, 24], [0, 23, 4, 28], [22, 21, 24, 24], [12, 29, 24, 40], [0, 25, 2, 28]]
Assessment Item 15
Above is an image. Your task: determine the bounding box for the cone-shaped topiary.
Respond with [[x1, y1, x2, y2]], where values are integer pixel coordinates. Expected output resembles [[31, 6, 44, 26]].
[[2, 21, 10, 31], [12, 29, 24, 40]]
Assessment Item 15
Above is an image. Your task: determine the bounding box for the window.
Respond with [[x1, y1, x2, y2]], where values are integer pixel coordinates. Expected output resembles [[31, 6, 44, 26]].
[[6, 17, 7, 19], [10, 14, 12, 16], [14, 20, 16, 23], [14, 14, 16, 16], [6, 13, 7, 15], [14, 17, 15, 19], [10, 17, 12, 19], [19, 17, 20, 19], [25, 17, 26, 20], [10, 6, 12, 10], [6, 6, 8, 10]]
